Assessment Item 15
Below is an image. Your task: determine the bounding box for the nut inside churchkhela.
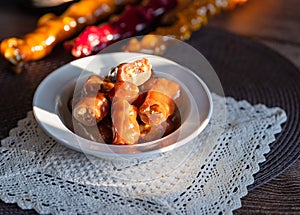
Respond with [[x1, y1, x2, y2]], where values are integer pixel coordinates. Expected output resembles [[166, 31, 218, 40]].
[[71, 58, 182, 145]]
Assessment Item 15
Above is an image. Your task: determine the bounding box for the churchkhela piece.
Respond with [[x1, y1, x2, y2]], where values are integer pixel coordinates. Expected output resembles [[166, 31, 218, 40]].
[[0, 0, 138, 71], [115, 58, 152, 86], [108, 58, 153, 87], [153, 0, 247, 40], [111, 99, 140, 145], [82, 75, 115, 95], [139, 78, 180, 125], [123, 0, 248, 55], [139, 109, 180, 142], [73, 92, 110, 126], [72, 116, 113, 144], [66, 0, 178, 58], [82, 74, 104, 95], [108, 81, 139, 103]]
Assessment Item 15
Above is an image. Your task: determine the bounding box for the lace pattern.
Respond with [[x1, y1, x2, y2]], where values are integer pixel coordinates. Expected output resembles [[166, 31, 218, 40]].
[[0, 94, 287, 214]]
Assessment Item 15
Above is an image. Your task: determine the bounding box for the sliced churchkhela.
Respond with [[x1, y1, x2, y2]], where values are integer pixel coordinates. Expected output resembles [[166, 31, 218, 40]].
[[66, 0, 178, 58], [83, 75, 115, 95], [111, 99, 140, 145], [139, 78, 180, 125], [108, 81, 139, 103], [139, 108, 181, 142], [71, 58, 181, 145], [73, 92, 110, 126], [114, 58, 152, 86], [0, 0, 138, 71], [82, 74, 104, 95], [108, 58, 153, 88]]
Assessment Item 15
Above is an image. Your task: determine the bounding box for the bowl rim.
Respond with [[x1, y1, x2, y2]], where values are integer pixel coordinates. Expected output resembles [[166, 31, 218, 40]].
[[33, 52, 213, 158]]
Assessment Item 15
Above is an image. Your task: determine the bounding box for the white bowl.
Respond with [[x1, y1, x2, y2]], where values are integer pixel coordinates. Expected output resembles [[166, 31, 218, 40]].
[[33, 52, 212, 158]]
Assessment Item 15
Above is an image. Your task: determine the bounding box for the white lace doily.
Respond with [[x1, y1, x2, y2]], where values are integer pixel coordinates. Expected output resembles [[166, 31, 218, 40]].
[[0, 94, 286, 214]]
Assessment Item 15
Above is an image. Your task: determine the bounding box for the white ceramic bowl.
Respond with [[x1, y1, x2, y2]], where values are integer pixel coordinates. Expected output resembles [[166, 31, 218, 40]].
[[33, 52, 212, 158]]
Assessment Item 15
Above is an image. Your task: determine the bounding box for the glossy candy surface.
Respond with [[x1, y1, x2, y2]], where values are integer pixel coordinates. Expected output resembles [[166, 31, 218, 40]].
[[71, 58, 182, 145], [0, 0, 138, 71], [68, 0, 178, 57]]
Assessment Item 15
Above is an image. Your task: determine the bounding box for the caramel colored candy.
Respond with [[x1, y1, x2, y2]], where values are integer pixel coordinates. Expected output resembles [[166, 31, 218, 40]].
[[73, 92, 109, 126], [139, 78, 180, 125], [117, 58, 152, 86], [109, 81, 139, 103], [111, 99, 140, 145], [139, 91, 176, 125], [83, 74, 103, 95]]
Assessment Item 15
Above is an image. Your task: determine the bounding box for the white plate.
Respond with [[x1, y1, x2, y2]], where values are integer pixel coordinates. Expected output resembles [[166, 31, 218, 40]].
[[33, 52, 212, 158]]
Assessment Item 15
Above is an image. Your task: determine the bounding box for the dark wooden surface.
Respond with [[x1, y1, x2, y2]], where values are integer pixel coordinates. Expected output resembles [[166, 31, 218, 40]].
[[0, 0, 299, 214], [208, 0, 300, 214]]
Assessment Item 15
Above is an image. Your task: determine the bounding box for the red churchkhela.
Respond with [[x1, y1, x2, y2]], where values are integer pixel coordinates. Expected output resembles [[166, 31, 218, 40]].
[[65, 0, 178, 58]]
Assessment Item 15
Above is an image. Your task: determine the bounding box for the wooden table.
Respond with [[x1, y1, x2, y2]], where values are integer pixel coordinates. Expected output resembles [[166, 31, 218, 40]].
[[0, 0, 299, 214], [208, 0, 300, 213]]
